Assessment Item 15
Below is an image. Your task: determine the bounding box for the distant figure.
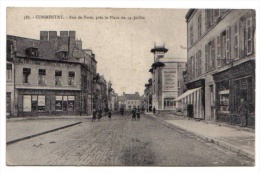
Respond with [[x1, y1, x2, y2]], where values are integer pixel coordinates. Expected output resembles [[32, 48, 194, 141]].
[[153, 107, 156, 115], [137, 107, 141, 121], [238, 97, 249, 127], [132, 108, 136, 121], [108, 109, 112, 120], [120, 107, 124, 116], [98, 108, 102, 121], [92, 109, 97, 122]]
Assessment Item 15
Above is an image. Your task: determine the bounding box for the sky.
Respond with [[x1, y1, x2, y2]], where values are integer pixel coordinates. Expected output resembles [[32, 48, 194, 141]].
[[7, 7, 188, 96]]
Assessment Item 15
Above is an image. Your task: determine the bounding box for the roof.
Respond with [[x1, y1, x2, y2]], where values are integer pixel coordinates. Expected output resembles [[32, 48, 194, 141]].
[[185, 9, 196, 21], [150, 46, 168, 53], [7, 35, 79, 63], [124, 93, 140, 100]]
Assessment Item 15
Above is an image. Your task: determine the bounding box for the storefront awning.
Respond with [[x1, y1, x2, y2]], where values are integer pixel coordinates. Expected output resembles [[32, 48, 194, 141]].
[[174, 87, 201, 101]]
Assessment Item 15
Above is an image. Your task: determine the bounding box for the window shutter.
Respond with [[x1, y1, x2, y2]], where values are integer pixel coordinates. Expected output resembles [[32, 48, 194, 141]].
[[226, 27, 231, 64], [211, 39, 215, 70], [217, 35, 221, 67], [205, 44, 208, 72], [234, 22, 240, 59], [246, 17, 253, 55]]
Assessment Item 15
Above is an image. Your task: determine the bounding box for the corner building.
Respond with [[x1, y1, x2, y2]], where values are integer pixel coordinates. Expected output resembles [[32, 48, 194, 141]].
[[183, 9, 255, 127]]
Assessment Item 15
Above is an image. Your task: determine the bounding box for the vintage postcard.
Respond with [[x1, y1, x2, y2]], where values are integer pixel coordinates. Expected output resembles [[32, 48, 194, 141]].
[[5, 6, 256, 168]]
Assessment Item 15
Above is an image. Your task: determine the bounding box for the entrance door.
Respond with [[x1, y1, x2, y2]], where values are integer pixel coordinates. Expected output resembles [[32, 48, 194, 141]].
[[6, 92, 11, 117], [210, 85, 215, 120]]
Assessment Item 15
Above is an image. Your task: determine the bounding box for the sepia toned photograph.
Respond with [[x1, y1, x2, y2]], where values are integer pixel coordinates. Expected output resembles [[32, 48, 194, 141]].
[[5, 6, 256, 167]]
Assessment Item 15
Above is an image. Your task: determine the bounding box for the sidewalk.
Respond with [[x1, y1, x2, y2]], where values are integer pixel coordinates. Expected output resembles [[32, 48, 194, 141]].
[[6, 115, 92, 144], [145, 112, 255, 160]]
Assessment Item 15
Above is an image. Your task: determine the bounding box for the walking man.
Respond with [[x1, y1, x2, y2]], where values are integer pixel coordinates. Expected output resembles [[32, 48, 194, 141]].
[[238, 97, 249, 127], [137, 106, 141, 121], [98, 107, 102, 121], [108, 109, 112, 121], [132, 107, 136, 121], [153, 106, 156, 115], [92, 109, 97, 122]]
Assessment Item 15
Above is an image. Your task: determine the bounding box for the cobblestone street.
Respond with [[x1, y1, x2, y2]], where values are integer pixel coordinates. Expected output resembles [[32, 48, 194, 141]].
[[6, 114, 254, 166]]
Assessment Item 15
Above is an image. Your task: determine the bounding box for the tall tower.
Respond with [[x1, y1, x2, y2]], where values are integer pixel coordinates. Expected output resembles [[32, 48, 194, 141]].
[[150, 43, 168, 62]]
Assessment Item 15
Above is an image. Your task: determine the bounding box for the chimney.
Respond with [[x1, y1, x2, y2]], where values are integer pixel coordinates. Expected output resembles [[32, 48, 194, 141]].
[[59, 31, 69, 50], [76, 38, 82, 49], [40, 31, 48, 41], [49, 31, 58, 48], [69, 31, 76, 55]]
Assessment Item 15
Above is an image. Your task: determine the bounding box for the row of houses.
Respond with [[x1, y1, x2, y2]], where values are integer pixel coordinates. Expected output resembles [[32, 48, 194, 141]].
[[118, 92, 144, 111], [6, 31, 118, 117], [144, 9, 255, 128]]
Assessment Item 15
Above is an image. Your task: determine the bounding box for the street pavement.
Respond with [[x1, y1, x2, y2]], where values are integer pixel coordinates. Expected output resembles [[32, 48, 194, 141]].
[[6, 113, 254, 166], [146, 112, 255, 159]]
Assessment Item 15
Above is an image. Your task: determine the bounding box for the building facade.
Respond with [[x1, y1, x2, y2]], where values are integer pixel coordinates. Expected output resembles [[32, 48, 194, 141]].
[[6, 31, 98, 117], [181, 9, 255, 127], [148, 45, 186, 112]]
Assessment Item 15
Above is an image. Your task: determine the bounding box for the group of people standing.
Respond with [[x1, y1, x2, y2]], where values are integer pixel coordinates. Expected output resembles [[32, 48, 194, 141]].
[[92, 107, 112, 122], [131, 107, 141, 121]]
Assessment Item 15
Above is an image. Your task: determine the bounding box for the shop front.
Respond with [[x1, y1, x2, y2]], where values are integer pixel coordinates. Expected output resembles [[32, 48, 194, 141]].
[[213, 60, 255, 128], [17, 89, 81, 116]]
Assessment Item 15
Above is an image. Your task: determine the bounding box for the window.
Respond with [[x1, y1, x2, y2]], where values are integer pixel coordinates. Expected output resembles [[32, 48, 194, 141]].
[[214, 9, 220, 19], [68, 71, 75, 86], [38, 69, 46, 85], [196, 50, 202, 75], [23, 95, 45, 112], [55, 70, 62, 86], [7, 64, 12, 81], [198, 14, 202, 37], [178, 81, 181, 88], [189, 25, 193, 46], [246, 17, 253, 55], [55, 96, 63, 111], [234, 22, 239, 59], [23, 68, 31, 83]]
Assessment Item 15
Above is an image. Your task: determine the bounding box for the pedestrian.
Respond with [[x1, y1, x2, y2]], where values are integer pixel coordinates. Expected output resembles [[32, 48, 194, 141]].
[[238, 97, 249, 127], [108, 109, 112, 120], [98, 107, 102, 121], [153, 107, 156, 115], [92, 109, 97, 122], [120, 107, 124, 116], [137, 107, 141, 121], [132, 108, 136, 121]]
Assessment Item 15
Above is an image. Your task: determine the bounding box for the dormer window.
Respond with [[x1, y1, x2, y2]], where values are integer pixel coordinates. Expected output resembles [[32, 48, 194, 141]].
[[26, 47, 39, 58], [56, 50, 68, 61]]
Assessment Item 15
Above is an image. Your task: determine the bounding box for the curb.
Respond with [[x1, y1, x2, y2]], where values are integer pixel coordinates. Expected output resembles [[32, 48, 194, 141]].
[[144, 114, 255, 160], [7, 121, 82, 145]]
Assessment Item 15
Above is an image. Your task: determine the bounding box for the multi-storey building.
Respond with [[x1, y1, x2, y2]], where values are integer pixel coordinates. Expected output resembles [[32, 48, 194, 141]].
[[148, 45, 186, 112], [6, 31, 97, 117], [178, 9, 255, 127], [144, 78, 153, 112]]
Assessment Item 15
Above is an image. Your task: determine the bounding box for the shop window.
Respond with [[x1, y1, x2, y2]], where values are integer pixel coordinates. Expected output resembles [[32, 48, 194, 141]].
[[38, 69, 46, 85], [7, 64, 12, 81], [218, 81, 230, 113], [55, 96, 63, 111], [23, 95, 45, 112], [55, 95, 75, 111], [68, 71, 75, 86], [164, 98, 174, 107], [55, 70, 62, 86], [23, 68, 31, 83]]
